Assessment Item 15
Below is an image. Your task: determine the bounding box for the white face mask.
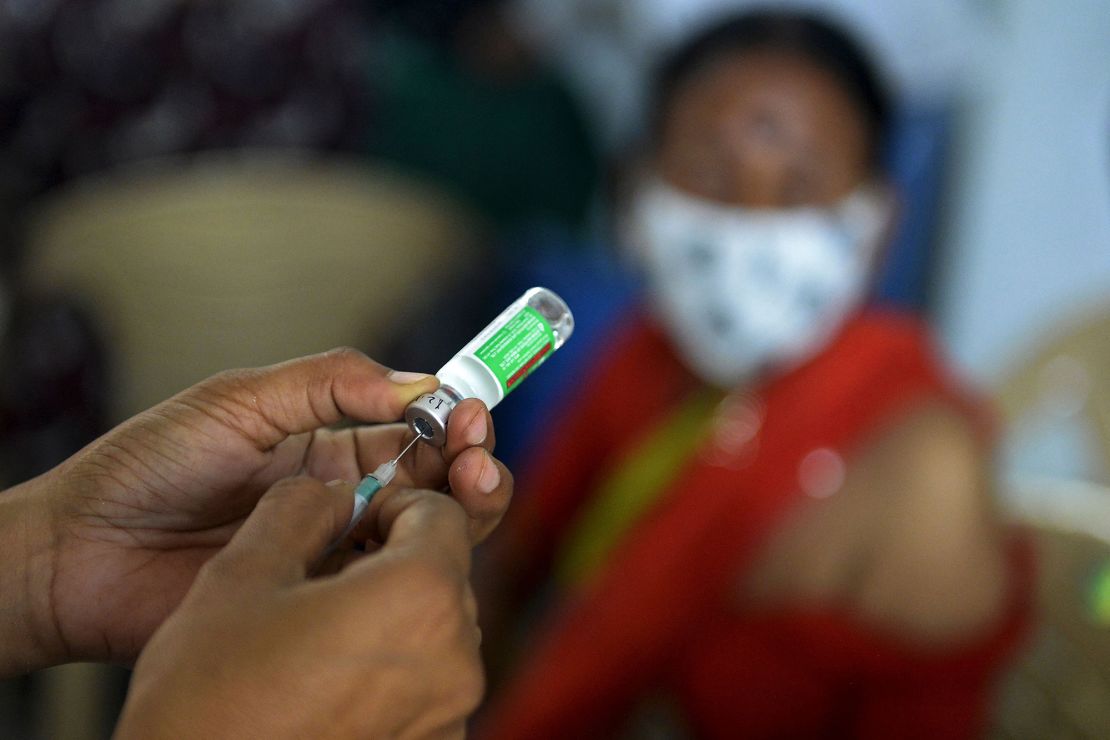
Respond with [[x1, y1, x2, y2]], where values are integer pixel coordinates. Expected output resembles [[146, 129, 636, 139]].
[[626, 177, 889, 388]]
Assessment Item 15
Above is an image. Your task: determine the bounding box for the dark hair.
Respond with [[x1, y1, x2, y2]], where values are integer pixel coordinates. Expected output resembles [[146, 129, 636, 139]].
[[652, 10, 891, 163], [372, 0, 505, 46]]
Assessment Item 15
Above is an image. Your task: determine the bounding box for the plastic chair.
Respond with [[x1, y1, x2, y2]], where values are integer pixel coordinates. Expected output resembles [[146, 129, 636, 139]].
[[23, 153, 483, 422], [995, 304, 1110, 474], [991, 511, 1110, 739]]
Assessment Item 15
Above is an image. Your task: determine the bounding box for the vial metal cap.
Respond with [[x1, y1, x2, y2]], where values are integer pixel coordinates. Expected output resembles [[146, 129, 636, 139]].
[[403, 386, 463, 447]]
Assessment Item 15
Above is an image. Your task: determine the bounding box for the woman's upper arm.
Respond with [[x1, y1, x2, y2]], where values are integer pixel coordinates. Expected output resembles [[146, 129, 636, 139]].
[[856, 403, 1011, 644]]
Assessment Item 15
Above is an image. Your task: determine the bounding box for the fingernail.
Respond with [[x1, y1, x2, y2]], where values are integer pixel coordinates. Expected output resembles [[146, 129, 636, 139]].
[[465, 412, 487, 447], [388, 370, 435, 385], [477, 452, 500, 494], [325, 479, 349, 488]]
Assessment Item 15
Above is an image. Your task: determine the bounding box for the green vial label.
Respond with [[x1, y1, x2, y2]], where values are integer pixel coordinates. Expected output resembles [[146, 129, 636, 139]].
[[475, 306, 556, 395]]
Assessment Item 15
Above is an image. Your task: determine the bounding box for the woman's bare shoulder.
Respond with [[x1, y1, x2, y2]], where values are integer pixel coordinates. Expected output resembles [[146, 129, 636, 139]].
[[852, 402, 1012, 646]]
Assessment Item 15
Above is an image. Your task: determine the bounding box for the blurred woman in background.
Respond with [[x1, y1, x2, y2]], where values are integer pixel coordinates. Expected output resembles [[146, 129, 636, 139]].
[[478, 10, 1030, 739]]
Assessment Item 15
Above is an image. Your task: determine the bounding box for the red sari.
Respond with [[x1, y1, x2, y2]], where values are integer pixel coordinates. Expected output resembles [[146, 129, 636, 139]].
[[481, 308, 1031, 739]]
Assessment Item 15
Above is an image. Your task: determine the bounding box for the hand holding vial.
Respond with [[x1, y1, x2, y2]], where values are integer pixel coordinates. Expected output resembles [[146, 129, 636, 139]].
[[0, 289, 575, 737], [0, 348, 513, 738]]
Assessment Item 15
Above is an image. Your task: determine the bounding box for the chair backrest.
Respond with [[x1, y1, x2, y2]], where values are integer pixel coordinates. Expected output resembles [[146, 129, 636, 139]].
[[991, 513, 1110, 738], [990, 305, 1110, 736], [23, 154, 482, 422], [995, 304, 1110, 473]]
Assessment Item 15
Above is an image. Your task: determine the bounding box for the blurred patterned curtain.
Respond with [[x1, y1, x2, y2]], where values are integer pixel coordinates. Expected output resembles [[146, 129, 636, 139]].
[[0, 0, 372, 264]]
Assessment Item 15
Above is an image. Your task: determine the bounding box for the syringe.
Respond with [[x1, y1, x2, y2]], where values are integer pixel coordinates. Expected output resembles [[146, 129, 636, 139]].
[[332, 432, 424, 549]]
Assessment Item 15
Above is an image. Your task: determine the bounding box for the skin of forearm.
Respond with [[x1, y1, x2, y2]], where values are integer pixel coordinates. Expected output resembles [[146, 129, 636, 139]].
[[0, 474, 64, 677]]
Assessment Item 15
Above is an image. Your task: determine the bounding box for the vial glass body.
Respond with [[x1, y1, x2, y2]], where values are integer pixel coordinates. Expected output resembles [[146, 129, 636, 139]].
[[404, 287, 574, 445]]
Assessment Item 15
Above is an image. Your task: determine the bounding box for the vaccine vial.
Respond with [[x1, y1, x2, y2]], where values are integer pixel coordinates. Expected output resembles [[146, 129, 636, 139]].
[[404, 287, 574, 446]]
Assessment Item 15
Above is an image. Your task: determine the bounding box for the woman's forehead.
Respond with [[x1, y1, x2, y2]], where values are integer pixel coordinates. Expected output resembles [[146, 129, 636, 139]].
[[664, 49, 870, 144], [654, 48, 874, 205]]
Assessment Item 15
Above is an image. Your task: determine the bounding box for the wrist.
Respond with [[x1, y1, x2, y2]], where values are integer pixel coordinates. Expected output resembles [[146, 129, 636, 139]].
[[0, 473, 67, 676]]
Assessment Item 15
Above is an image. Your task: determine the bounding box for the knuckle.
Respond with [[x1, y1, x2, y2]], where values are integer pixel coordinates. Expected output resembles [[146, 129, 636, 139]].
[[195, 548, 247, 588], [451, 656, 485, 713], [324, 346, 369, 365], [198, 367, 259, 396], [482, 410, 497, 449], [264, 477, 335, 529], [428, 493, 471, 531], [265, 477, 324, 512], [498, 464, 514, 495], [403, 492, 469, 542], [400, 561, 463, 612], [414, 488, 454, 513], [182, 368, 263, 417], [387, 559, 471, 632], [423, 641, 484, 721], [268, 475, 327, 503]]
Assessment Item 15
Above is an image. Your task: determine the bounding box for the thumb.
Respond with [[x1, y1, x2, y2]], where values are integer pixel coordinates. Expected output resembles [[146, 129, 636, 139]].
[[186, 348, 439, 450], [214, 477, 355, 587]]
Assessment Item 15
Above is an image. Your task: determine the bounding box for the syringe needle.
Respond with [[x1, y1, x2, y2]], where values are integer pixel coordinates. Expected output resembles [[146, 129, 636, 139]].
[[318, 431, 430, 568], [390, 432, 424, 466]]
